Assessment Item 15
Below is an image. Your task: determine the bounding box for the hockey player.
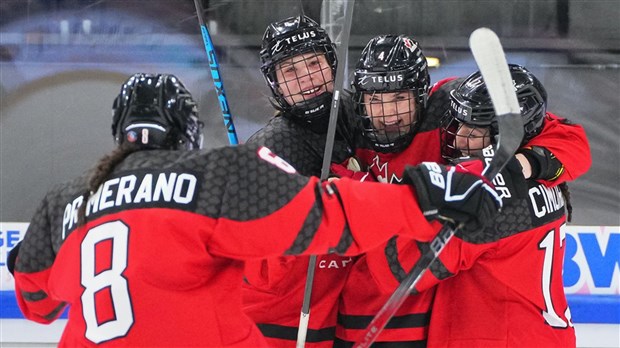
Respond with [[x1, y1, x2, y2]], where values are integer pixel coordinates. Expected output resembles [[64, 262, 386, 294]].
[[333, 33, 448, 347], [7, 73, 503, 347], [242, 15, 360, 347], [249, 15, 355, 169], [425, 66, 583, 347], [333, 36, 591, 346]]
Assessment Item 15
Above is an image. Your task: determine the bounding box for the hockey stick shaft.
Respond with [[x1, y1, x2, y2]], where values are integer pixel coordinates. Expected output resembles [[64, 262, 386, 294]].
[[354, 222, 458, 348], [193, 0, 239, 145], [319, 0, 355, 182], [353, 27, 524, 348], [297, 1, 356, 347]]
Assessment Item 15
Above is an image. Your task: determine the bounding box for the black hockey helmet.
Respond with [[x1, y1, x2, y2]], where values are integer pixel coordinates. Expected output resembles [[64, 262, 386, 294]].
[[112, 73, 204, 150], [440, 64, 547, 158], [260, 15, 337, 126], [352, 34, 430, 153]]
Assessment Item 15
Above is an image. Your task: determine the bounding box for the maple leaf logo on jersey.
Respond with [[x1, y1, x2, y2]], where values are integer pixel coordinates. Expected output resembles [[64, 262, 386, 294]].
[[368, 155, 403, 184]]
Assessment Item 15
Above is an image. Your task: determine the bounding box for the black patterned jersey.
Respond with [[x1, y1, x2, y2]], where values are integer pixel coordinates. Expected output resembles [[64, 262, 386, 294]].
[[243, 93, 362, 347], [13, 143, 438, 347]]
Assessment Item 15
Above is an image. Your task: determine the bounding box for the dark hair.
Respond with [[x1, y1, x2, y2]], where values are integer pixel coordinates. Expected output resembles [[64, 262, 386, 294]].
[[77, 142, 141, 226], [559, 182, 573, 222]]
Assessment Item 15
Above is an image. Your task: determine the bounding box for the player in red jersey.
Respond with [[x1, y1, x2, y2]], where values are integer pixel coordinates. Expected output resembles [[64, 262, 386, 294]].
[[333, 35, 591, 347], [242, 15, 360, 347], [7, 73, 502, 347], [424, 66, 585, 347], [334, 35, 445, 347]]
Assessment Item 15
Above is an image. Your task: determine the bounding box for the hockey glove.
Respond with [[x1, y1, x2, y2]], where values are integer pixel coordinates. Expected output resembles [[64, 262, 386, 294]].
[[453, 156, 528, 201], [329, 157, 375, 182], [403, 162, 503, 234], [7, 241, 21, 276]]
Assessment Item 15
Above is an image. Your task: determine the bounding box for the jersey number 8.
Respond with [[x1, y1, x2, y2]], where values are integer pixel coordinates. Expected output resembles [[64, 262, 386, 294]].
[[81, 220, 134, 344]]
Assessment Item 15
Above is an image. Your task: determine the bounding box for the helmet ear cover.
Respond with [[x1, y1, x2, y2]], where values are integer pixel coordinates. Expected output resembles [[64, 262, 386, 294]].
[[111, 74, 203, 150]]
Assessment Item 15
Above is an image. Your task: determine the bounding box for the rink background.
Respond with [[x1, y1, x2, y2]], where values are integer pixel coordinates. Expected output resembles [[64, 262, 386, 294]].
[[1, 0, 618, 347]]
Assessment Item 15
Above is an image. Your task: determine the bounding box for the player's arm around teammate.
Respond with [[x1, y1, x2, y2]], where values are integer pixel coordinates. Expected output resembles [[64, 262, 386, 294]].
[[8, 73, 503, 347]]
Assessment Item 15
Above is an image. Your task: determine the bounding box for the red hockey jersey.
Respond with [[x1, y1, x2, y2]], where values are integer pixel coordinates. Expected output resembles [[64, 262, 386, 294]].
[[345, 179, 576, 348], [13, 144, 439, 347], [242, 97, 359, 348], [426, 193, 575, 347], [243, 253, 355, 347], [335, 78, 591, 347], [335, 77, 460, 346]]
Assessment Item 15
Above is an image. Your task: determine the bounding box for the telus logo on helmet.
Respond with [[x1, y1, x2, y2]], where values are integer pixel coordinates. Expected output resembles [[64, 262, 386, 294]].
[[357, 75, 370, 86], [449, 94, 472, 118], [271, 30, 318, 54], [357, 74, 404, 87]]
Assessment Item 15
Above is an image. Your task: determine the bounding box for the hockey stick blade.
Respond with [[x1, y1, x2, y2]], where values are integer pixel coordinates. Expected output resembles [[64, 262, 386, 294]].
[[297, 1, 355, 347], [354, 27, 524, 348], [193, 0, 239, 145], [470, 27, 524, 178]]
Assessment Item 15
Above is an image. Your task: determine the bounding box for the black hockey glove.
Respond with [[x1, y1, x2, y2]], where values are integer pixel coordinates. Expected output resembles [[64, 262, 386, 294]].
[[403, 162, 503, 234], [7, 241, 21, 276], [452, 155, 528, 201]]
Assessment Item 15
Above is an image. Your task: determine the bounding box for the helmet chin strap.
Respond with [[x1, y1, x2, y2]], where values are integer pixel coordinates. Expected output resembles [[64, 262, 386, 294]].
[[285, 92, 333, 129]]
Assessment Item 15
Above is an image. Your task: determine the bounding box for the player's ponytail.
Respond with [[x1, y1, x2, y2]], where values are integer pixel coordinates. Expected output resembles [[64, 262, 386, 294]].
[[559, 182, 573, 222], [77, 142, 141, 226]]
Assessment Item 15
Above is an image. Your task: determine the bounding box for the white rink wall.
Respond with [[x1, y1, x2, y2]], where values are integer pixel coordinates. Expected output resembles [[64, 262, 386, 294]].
[[2, 320, 618, 347]]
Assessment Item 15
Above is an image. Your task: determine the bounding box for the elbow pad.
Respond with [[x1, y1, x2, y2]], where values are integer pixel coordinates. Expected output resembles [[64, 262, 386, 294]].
[[518, 146, 564, 181]]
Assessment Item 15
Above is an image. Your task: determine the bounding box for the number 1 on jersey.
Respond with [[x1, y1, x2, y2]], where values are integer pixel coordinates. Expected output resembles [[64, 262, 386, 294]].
[[539, 224, 573, 328]]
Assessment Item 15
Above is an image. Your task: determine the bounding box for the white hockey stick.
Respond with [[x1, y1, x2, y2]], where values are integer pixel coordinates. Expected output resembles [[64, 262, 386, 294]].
[[353, 27, 524, 348], [469, 28, 524, 178]]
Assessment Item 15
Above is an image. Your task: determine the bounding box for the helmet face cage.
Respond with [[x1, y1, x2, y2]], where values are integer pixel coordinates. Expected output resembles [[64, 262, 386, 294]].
[[260, 15, 337, 123], [356, 87, 419, 153], [440, 64, 547, 160], [440, 109, 493, 159], [112, 73, 204, 150], [352, 35, 430, 153]]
